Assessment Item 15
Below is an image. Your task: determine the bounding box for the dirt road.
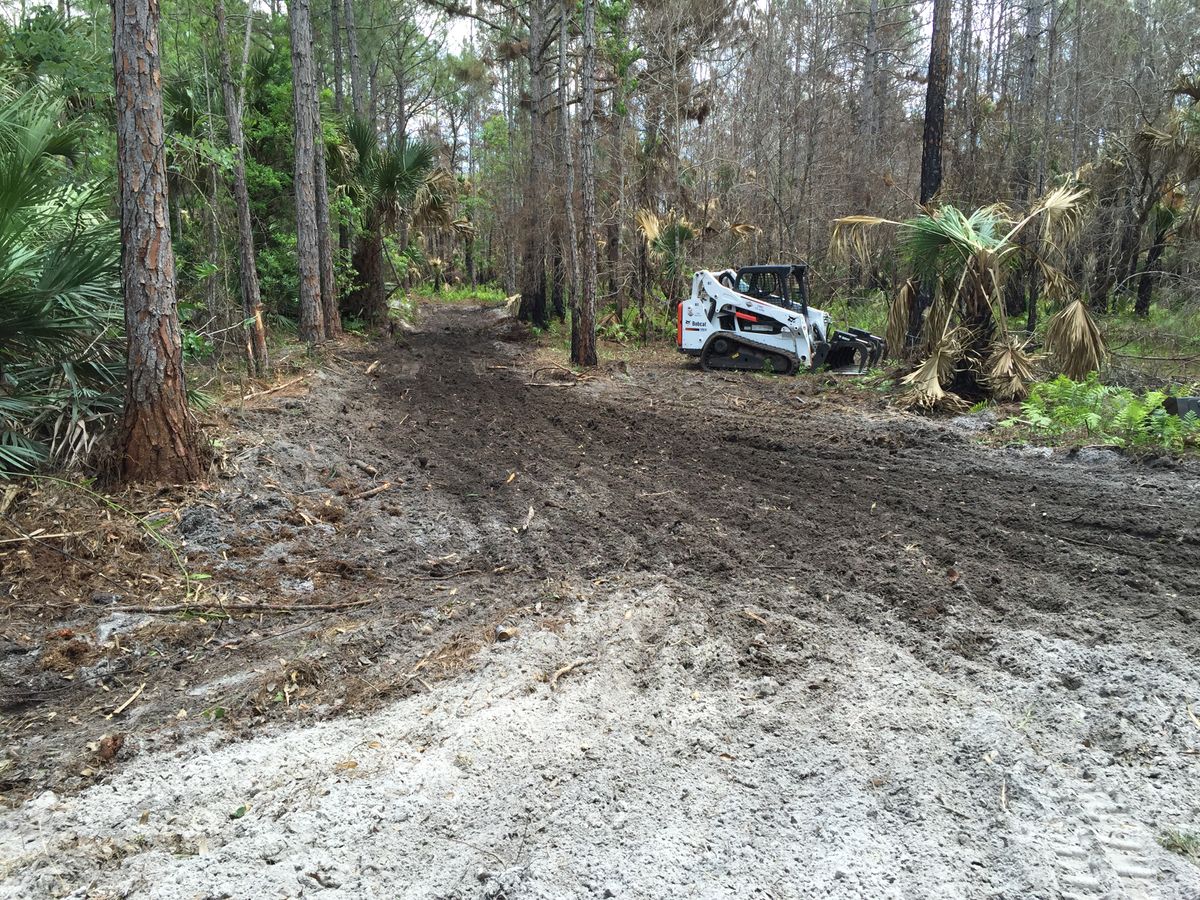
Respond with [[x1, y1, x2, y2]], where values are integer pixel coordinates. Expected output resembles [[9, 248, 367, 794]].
[[3, 303, 1199, 898]]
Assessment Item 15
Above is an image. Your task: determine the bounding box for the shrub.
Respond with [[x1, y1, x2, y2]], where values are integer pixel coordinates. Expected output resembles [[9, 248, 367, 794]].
[[1005, 374, 1200, 452]]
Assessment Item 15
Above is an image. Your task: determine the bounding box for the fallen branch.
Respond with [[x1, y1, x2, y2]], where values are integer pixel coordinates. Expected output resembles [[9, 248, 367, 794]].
[[111, 597, 377, 615], [107, 682, 145, 719], [549, 657, 591, 689], [0, 530, 85, 545], [243, 375, 306, 401], [348, 481, 394, 501]]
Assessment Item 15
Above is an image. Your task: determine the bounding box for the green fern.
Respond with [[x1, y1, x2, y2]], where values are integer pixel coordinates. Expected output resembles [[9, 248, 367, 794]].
[[1014, 375, 1199, 453]]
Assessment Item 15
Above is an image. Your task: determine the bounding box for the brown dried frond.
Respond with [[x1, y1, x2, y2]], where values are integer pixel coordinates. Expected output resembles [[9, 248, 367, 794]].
[[1045, 298, 1107, 379], [900, 325, 971, 411], [1035, 182, 1090, 253], [1169, 75, 1200, 103], [726, 221, 759, 237], [1036, 259, 1076, 306], [985, 335, 1036, 401], [829, 215, 895, 266], [634, 208, 661, 244], [885, 279, 917, 359]]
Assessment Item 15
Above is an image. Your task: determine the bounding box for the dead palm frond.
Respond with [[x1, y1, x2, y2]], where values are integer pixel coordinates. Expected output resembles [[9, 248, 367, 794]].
[[1027, 183, 1090, 254], [449, 216, 477, 238], [726, 221, 759, 238], [829, 214, 897, 266], [1045, 298, 1106, 379], [899, 325, 972, 411], [885, 279, 917, 359], [1170, 75, 1200, 104], [985, 334, 1036, 401], [634, 209, 661, 245], [1036, 257, 1075, 305]]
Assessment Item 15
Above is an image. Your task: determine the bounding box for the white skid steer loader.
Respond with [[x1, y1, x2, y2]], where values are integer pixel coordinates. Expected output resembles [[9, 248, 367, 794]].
[[677, 264, 885, 375]]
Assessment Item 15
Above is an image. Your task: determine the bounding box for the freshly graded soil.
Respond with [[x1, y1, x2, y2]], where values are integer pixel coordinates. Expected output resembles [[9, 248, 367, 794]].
[[2, 303, 1197, 899]]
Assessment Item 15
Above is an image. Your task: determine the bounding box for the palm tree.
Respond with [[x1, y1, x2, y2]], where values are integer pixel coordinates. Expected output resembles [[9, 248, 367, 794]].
[[0, 95, 122, 474], [634, 209, 697, 312], [344, 119, 435, 328], [833, 185, 1097, 407]]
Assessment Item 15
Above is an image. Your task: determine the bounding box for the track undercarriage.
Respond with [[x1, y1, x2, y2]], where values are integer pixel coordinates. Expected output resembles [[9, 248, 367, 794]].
[[700, 333, 799, 375]]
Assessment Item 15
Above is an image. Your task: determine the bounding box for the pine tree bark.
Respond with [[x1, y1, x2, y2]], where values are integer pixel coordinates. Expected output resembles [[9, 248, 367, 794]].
[[215, 0, 269, 376], [575, 0, 598, 367], [343, 0, 366, 118], [1004, 0, 1043, 319], [919, 0, 952, 205], [314, 113, 341, 336], [289, 0, 325, 343], [112, 0, 201, 482], [558, 5, 580, 336], [518, 0, 550, 327], [909, 0, 952, 344], [330, 0, 344, 113]]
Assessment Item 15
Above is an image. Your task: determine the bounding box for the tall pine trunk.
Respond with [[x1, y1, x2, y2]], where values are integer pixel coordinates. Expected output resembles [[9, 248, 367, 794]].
[[289, 0, 325, 343], [314, 122, 341, 336], [908, 0, 952, 344], [518, 0, 550, 327], [558, 4, 580, 331], [575, 0, 598, 366], [215, 0, 269, 376], [1004, 0, 1043, 319], [343, 0, 366, 117], [113, 0, 200, 482]]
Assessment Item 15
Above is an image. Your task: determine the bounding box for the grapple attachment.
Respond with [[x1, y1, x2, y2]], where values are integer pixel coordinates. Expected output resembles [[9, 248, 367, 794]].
[[822, 329, 886, 375]]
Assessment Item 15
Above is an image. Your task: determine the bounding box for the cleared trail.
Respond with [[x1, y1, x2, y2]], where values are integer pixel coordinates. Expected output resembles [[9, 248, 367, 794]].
[[2, 304, 1198, 899]]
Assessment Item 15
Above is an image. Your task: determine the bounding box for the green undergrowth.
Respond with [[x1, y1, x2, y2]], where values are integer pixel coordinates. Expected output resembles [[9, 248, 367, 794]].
[[820, 291, 889, 338], [1159, 830, 1200, 864], [412, 282, 508, 304], [1102, 301, 1200, 381], [999, 374, 1200, 453], [597, 303, 674, 343]]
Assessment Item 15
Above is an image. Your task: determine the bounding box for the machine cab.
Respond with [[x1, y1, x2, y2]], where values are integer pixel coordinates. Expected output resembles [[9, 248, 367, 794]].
[[722, 264, 810, 314]]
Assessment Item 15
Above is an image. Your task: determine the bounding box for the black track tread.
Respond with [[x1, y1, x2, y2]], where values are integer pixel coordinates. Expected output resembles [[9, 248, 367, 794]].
[[700, 332, 798, 376]]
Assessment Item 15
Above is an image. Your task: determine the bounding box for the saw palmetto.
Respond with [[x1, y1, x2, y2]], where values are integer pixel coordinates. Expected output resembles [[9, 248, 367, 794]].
[[831, 182, 1089, 408], [1045, 298, 1107, 380]]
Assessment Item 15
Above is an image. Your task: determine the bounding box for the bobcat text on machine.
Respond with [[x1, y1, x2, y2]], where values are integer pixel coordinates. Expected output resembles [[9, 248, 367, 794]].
[[676, 264, 885, 375]]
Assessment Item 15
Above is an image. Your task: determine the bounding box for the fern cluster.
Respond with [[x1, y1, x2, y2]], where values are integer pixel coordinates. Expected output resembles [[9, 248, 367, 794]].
[[1011, 374, 1200, 451], [598, 304, 673, 344]]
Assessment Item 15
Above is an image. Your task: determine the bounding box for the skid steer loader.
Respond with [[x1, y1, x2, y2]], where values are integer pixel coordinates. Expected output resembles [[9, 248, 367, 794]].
[[676, 264, 885, 375]]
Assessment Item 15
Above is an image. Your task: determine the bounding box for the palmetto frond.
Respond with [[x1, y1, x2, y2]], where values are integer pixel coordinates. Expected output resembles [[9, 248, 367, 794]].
[[634, 208, 660, 244], [376, 138, 437, 219], [0, 92, 121, 474], [985, 334, 1036, 401], [1045, 299, 1106, 380]]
